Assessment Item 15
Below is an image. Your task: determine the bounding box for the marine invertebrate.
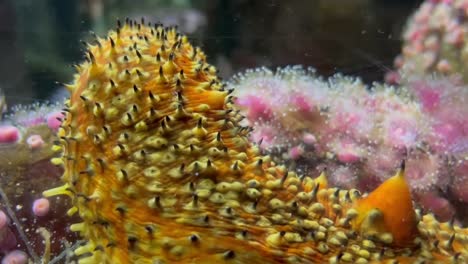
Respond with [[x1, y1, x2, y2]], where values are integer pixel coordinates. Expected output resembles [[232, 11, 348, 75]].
[[7, 103, 63, 130], [1, 250, 27, 264], [32, 198, 50, 217], [230, 67, 468, 222], [46, 111, 65, 132], [404, 76, 468, 209], [26, 134, 45, 149], [0, 126, 20, 144], [407, 76, 468, 154], [391, 0, 468, 83], [43, 20, 468, 263]]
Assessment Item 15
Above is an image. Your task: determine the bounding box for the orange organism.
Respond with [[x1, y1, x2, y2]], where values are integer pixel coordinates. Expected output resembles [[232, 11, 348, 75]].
[[44, 20, 467, 264]]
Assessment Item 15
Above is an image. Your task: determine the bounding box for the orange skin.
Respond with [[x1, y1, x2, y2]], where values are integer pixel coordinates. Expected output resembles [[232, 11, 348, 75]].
[[353, 166, 418, 246]]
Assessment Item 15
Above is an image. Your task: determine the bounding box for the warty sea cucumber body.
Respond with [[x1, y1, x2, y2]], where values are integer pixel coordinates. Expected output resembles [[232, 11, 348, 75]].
[[43, 20, 468, 264]]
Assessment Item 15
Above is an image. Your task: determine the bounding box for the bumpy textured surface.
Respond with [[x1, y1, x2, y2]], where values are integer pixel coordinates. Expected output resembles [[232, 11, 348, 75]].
[[43, 21, 468, 263]]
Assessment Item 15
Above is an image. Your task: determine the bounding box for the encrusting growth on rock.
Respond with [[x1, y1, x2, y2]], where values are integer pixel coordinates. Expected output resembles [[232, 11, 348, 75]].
[[43, 19, 468, 263]]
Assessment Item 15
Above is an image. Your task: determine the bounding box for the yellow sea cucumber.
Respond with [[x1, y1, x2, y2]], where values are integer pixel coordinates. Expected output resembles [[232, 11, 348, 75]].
[[44, 20, 468, 263]]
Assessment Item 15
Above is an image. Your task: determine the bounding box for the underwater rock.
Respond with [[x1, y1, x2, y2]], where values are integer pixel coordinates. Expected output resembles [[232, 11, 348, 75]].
[[0, 99, 79, 262], [43, 20, 468, 263]]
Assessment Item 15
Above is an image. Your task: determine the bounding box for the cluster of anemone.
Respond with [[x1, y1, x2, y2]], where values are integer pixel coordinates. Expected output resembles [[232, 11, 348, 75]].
[[229, 66, 468, 222], [388, 0, 468, 83], [0, 100, 64, 170], [1, 102, 63, 146], [407, 75, 468, 206]]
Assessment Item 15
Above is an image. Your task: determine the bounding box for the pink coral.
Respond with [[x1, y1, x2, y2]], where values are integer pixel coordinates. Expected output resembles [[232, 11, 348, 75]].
[[45, 111, 64, 132], [1, 250, 27, 264], [32, 198, 50, 217], [395, 0, 468, 82], [330, 138, 363, 164], [328, 165, 359, 189], [235, 95, 273, 121], [0, 126, 20, 144], [418, 192, 455, 222], [7, 103, 63, 129], [288, 145, 305, 160], [26, 135, 44, 150]]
